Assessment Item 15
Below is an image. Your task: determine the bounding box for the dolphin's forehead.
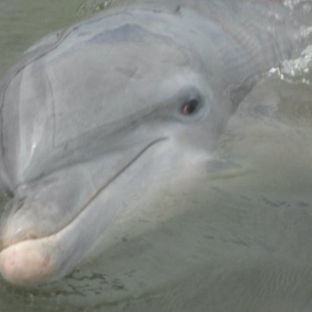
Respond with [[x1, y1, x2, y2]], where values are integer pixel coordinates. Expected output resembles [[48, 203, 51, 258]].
[[36, 21, 192, 147], [48, 10, 188, 58], [86, 23, 172, 45]]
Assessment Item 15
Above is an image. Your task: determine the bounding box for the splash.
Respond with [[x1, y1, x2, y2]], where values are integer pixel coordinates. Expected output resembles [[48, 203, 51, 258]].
[[76, 0, 116, 17], [269, 45, 312, 85]]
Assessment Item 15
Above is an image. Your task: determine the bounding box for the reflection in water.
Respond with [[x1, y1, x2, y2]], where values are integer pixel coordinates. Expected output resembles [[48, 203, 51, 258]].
[[0, 1, 312, 312]]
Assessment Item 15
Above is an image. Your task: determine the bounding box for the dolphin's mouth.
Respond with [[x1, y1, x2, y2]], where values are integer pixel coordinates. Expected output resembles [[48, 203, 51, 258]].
[[0, 138, 166, 285], [65, 138, 167, 228]]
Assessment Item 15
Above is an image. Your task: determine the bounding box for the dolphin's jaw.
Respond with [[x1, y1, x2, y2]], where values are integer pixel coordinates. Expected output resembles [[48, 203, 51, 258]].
[[0, 235, 58, 286], [0, 138, 167, 285]]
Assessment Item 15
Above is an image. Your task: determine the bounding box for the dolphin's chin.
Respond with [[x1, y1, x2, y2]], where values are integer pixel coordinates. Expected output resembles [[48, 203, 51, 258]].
[[0, 194, 103, 286], [0, 195, 90, 286], [0, 210, 77, 286], [0, 235, 58, 285]]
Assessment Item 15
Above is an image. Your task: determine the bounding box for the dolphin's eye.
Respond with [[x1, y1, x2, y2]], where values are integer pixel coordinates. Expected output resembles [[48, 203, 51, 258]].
[[181, 98, 200, 116]]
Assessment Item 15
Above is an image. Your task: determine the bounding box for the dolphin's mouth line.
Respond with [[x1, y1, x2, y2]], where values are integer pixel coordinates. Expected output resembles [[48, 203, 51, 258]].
[[72, 137, 167, 220], [1, 137, 167, 249]]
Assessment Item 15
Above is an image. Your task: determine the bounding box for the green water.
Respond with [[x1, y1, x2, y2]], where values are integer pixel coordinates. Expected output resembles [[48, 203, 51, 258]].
[[0, 1, 312, 311], [0, 0, 87, 76]]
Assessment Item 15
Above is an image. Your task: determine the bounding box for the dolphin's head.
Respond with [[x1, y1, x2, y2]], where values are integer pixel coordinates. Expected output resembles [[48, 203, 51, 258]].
[[0, 8, 231, 285]]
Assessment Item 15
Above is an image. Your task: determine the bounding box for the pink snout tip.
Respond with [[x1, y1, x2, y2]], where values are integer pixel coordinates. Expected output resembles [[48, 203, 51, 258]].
[[0, 238, 58, 286]]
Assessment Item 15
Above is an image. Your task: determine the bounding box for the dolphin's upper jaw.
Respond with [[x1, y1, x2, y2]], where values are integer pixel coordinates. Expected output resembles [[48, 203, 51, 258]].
[[0, 138, 167, 285], [0, 197, 41, 249]]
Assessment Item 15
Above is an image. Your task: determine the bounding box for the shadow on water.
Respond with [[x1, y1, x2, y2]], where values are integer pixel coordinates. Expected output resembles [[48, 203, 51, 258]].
[[0, 0, 312, 311]]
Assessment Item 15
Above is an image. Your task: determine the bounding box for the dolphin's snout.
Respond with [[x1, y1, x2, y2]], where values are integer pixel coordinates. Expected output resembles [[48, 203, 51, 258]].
[[0, 199, 57, 285]]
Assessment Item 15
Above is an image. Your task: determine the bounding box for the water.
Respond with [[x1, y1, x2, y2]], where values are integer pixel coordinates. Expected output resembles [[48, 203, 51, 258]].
[[0, 1, 312, 311]]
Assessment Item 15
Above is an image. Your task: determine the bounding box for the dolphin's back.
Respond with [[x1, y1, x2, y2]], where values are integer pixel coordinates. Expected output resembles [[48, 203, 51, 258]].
[[108, 0, 312, 106], [109, 0, 312, 77]]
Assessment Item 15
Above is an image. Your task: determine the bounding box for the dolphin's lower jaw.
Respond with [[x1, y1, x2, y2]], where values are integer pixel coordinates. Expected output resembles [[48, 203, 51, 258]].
[[0, 138, 167, 285], [0, 234, 58, 285], [0, 199, 86, 286]]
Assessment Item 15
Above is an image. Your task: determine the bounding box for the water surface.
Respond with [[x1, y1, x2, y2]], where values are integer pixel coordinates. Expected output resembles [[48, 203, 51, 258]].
[[0, 1, 312, 311]]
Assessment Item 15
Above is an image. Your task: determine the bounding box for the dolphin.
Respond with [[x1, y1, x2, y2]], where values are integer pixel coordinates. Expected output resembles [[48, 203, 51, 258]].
[[0, 0, 311, 287]]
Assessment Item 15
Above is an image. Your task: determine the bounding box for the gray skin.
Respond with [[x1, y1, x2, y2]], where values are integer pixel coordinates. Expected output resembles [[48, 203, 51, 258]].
[[0, 0, 311, 286]]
